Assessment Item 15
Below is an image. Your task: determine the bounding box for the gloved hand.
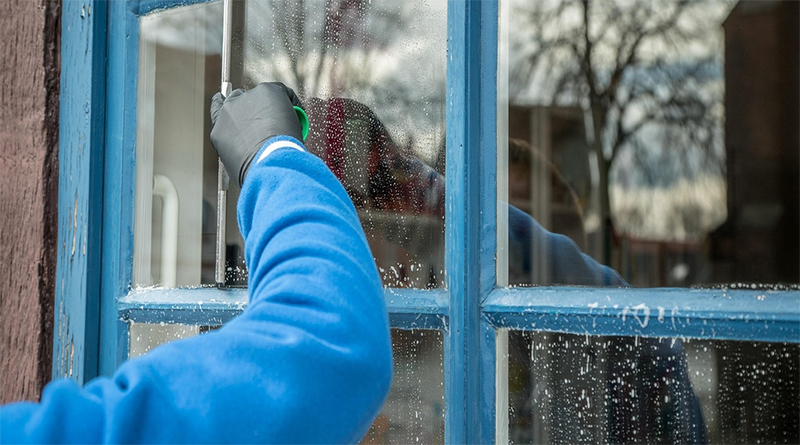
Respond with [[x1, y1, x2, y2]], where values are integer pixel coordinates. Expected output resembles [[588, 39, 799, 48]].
[[210, 82, 304, 187]]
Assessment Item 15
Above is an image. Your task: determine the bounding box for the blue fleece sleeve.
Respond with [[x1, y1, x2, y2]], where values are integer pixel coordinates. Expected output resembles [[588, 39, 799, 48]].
[[0, 137, 393, 444]]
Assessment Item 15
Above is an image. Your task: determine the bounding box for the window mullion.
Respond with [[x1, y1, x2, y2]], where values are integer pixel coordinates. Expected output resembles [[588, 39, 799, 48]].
[[444, 0, 498, 443], [99, 0, 139, 376]]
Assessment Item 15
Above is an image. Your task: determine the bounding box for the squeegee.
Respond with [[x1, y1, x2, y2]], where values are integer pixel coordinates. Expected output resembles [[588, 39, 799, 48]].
[[215, 0, 309, 286]]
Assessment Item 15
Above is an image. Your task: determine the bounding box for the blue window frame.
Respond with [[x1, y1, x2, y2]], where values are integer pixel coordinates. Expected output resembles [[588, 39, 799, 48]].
[[56, 0, 799, 443]]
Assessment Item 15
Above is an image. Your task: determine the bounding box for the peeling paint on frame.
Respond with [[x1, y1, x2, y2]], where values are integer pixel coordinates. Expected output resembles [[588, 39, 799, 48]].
[[54, 0, 107, 383]]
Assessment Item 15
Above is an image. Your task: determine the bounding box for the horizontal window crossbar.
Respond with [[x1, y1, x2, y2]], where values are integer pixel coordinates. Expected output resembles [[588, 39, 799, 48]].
[[119, 287, 246, 326], [384, 288, 449, 329], [119, 286, 798, 341], [483, 287, 800, 343], [119, 287, 448, 330], [135, 0, 217, 16]]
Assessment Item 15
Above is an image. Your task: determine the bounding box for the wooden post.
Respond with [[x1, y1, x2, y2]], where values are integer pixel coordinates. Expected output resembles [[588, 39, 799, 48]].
[[0, 0, 61, 403]]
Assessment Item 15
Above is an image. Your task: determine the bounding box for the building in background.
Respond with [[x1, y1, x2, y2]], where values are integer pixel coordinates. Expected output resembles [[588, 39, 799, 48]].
[[711, 0, 800, 285]]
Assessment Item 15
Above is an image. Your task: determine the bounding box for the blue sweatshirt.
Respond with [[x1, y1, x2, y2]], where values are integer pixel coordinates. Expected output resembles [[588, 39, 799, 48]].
[[0, 137, 394, 444]]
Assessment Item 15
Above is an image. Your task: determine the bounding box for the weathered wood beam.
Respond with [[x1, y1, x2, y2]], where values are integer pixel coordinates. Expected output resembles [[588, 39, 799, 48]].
[[0, 0, 61, 404]]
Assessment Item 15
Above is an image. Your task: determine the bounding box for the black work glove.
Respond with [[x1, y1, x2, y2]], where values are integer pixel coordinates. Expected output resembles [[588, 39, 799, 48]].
[[210, 82, 304, 187]]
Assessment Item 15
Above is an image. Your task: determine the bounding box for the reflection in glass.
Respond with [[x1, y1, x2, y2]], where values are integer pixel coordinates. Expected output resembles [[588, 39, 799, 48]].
[[500, 0, 799, 287], [134, 0, 447, 289], [239, 0, 447, 288], [507, 331, 800, 444]]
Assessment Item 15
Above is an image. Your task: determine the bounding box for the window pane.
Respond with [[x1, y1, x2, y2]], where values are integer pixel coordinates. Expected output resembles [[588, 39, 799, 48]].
[[135, 0, 447, 289], [498, 0, 799, 287], [128, 323, 204, 358], [134, 3, 224, 287], [507, 331, 800, 444], [126, 323, 444, 444], [364, 329, 445, 444], [238, 0, 447, 288]]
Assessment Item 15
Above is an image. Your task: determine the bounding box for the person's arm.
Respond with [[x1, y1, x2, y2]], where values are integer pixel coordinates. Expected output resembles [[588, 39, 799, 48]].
[[507, 205, 625, 286], [0, 85, 393, 444]]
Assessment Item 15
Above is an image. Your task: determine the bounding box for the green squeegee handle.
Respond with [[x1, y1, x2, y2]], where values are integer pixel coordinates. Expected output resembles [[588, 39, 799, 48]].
[[293, 106, 309, 142]]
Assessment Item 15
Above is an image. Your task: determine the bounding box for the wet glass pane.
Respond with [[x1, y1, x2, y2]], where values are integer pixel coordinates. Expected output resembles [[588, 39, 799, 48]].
[[498, 0, 799, 287], [239, 0, 447, 288], [507, 331, 800, 444], [127, 324, 444, 444], [128, 323, 204, 358], [363, 329, 445, 444], [134, 0, 447, 289]]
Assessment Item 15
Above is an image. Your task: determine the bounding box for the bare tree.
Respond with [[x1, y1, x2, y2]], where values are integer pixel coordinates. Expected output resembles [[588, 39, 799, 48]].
[[244, 0, 405, 98], [511, 0, 732, 262]]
